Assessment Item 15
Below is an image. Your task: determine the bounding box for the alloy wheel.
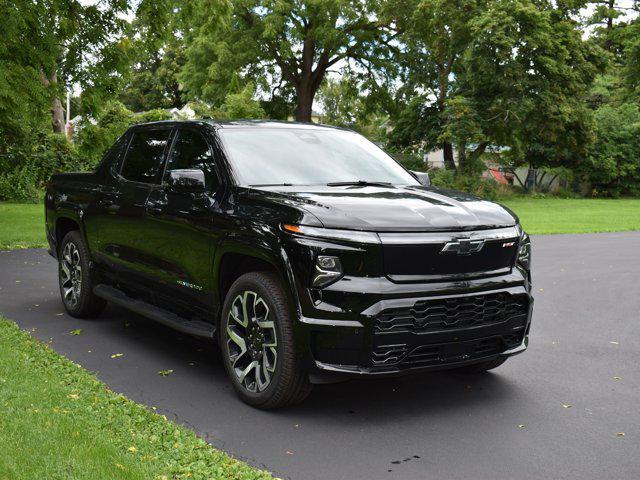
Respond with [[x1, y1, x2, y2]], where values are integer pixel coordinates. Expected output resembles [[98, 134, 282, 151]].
[[60, 242, 82, 308], [226, 290, 278, 393]]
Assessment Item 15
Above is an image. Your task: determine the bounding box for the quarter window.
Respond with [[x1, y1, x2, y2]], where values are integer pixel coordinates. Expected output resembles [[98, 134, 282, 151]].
[[121, 129, 171, 184], [166, 129, 219, 190]]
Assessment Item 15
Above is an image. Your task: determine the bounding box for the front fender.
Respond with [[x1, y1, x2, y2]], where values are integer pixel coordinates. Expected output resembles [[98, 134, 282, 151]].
[[212, 226, 303, 319]]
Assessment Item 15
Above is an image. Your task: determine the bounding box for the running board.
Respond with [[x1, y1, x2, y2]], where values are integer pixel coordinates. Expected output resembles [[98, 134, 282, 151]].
[[93, 284, 215, 339]]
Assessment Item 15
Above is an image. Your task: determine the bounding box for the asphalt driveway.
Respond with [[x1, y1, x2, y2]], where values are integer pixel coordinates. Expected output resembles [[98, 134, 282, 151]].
[[1, 232, 639, 480]]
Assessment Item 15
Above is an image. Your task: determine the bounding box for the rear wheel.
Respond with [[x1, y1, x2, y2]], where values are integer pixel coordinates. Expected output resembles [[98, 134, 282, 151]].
[[455, 357, 508, 374], [58, 230, 106, 318], [220, 271, 311, 409]]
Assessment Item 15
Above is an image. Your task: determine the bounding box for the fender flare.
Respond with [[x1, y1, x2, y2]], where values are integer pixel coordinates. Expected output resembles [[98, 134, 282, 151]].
[[212, 233, 303, 320]]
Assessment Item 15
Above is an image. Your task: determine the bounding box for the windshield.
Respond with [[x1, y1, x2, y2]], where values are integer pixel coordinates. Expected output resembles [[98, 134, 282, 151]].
[[218, 128, 419, 187]]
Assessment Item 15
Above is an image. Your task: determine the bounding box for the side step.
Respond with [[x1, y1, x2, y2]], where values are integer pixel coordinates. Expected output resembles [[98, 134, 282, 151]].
[[93, 284, 216, 339]]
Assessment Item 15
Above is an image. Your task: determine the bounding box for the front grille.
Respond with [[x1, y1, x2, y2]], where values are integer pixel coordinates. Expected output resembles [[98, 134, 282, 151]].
[[380, 228, 520, 281], [375, 292, 528, 334], [370, 291, 529, 368], [372, 334, 524, 368]]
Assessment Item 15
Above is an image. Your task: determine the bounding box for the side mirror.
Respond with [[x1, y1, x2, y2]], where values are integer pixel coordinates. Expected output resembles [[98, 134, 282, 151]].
[[411, 170, 430, 186], [167, 169, 206, 192]]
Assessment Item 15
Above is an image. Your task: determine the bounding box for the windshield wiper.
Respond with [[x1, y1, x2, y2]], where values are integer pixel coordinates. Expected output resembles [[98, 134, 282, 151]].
[[249, 183, 294, 187], [326, 180, 394, 187]]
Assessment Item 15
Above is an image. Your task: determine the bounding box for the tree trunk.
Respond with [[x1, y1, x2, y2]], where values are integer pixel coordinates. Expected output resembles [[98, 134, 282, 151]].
[[443, 142, 456, 170], [604, 0, 615, 51], [51, 95, 65, 134], [295, 86, 314, 122], [40, 69, 65, 134]]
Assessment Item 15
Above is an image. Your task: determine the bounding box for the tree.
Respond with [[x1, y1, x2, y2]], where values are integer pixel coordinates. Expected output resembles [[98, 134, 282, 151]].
[[394, 0, 601, 174], [584, 0, 638, 54], [0, 3, 49, 148], [396, 0, 480, 169], [215, 83, 266, 119], [118, 0, 192, 112], [583, 102, 640, 195], [179, 0, 405, 121], [3, 0, 132, 134], [119, 42, 186, 112]]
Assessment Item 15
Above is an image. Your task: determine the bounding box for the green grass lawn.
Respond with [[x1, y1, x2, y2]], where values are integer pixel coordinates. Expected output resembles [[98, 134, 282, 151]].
[[1, 199, 639, 251], [502, 198, 640, 234], [0, 202, 47, 249], [0, 317, 272, 480]]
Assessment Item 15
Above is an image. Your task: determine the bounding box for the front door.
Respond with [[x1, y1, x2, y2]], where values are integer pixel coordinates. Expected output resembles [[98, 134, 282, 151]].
[[95, 126, 173, 295], [144, 127, 224, 318]]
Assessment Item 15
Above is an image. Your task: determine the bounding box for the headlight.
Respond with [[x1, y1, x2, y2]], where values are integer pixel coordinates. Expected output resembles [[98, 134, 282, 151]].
[[517, 231, 531, 270], [312, 255, 343, 288], [282, 224, 380, 244]]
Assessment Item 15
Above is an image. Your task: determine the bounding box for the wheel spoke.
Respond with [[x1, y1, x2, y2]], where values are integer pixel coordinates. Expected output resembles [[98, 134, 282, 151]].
[[257, 361, 270, 391], [226, 289, 278, 393], [230, 295, 248, 327], [238, 361, 258, 383], [59, 242, 82, 308], [243, 291, 258, 323], [60, 261, 70, 281]]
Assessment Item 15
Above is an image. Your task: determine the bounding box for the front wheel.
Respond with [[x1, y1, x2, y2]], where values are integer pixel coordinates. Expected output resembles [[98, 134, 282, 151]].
[[58, 230, 106, 318], [220, 272, 311, 409]]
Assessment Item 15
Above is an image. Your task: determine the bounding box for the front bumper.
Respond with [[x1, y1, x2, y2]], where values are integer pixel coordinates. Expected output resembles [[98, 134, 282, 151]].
[[294, 273, 533, 381]]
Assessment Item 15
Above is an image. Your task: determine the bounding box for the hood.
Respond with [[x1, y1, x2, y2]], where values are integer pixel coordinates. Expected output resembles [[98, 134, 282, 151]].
[[249, 184, 518, 232]]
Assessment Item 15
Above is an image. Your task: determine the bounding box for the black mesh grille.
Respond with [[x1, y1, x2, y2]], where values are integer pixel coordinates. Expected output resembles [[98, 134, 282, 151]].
[[375, 292, 528, 334], [371, 334, 524, 368]]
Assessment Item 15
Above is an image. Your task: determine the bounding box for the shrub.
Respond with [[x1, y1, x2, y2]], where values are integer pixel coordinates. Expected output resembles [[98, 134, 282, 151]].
[[387, 148, 427, 172], [429, 169, 503, 201], [75, 102, 172, 167], [0, 133, 84, 202]]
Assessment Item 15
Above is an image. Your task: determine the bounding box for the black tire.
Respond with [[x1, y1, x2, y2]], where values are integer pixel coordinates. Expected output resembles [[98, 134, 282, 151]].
[[220, 271, 312, 409], [58, 230, 106, 318], [454, 357, 508, 374]]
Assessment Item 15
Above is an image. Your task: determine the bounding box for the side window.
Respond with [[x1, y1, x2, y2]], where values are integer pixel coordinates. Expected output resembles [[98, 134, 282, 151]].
[[166, 129, 220, 190], [96, 134, 128, 175], [121, 129, 171, 184]]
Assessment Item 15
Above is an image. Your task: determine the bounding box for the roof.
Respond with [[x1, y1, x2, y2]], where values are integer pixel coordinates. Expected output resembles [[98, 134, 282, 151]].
[[131, 119, 346, 131]]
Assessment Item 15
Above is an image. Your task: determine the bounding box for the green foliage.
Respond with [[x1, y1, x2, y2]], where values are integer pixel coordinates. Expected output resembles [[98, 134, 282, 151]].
[[318, 77, 391, 141], [582, 102, 640, 196], [0, 133, 85, 202], [387, 147, 427, 172], [1, 0, 133, 132], [119, 40, 186, 111], [175, 0, 404, 120], [428, 169, 503, 201], [395, 0, 601, 174], [0, 317, 274, 479], [75, 102, 171, 167], [214, 84, 266, 119]]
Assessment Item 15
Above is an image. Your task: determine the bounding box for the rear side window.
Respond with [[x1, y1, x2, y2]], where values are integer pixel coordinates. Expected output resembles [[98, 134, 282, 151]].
[[96, 134, 128, 176], [166, 129, 220, 190], [121, 129, 171, 184]]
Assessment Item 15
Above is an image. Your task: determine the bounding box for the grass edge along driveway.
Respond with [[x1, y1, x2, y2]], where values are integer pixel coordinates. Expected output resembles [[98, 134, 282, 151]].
[[0, 317, 273, 480]]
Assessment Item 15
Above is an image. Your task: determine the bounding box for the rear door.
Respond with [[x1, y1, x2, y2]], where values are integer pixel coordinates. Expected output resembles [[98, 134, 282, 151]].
[[95, 126, 173, 293], [143, 126, 224, 317]]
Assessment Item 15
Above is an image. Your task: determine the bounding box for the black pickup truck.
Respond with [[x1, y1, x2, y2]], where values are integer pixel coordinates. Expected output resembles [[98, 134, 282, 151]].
[[45, 120, 533, 409]]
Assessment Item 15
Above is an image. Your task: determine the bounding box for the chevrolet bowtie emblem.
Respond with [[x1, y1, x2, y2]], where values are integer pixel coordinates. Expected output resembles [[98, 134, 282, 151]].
[[440, 238, 485, 255]]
